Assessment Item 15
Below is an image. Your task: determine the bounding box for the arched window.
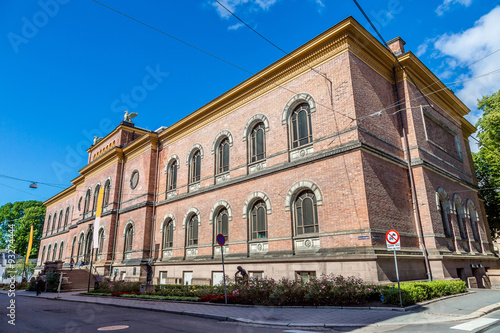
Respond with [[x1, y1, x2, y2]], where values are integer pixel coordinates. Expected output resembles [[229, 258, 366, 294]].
[[103, 180, 111, 207], [186, 215, 199, 246], [52, 243, 58, 261], [57, 210, 63, 231], [250, 200, 268, 239], [97, 229, 105, 258], [47, 245, 52, 262], [71, 236, 76, 260], [124, 223, 134, 259], [51, 212, 57, 234], [93, 184, 101, 214], [294, 190, 319, 235], [216, 138, 230, 174], [77, 234, 84, 262], [249, 123, 266, 163], [64, 208, 70, 229], [163, 220, 174, 249], [84, 229, 93, 262], [167, 161, 177, 191], [468, 202, 481, 242], [84, 189, 91, 215], [189, 150, 201, 184], [215, 208, 229, 242], [290, 103, 313, 148], [454, 197, 468, 240], [437, 189, 452, 238], [40, 246, 46, 265], [46, 215, 51, 236], [58, 242, 64, 261]]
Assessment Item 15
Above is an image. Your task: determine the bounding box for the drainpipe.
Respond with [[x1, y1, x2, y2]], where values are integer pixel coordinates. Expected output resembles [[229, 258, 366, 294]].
[[150, 134, 161, 261], [393, 66, 432, 281], [109, 150, 125, 280]]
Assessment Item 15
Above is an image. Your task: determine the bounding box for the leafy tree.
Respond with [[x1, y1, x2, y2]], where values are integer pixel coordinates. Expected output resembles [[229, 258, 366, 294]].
[[0, 201, 45, 258], [473, 90, 500, 237], [2, 258, 36, 281]]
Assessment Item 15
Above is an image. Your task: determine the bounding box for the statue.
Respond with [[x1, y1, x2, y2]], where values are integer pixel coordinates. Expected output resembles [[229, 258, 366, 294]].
[[235, 266, 248, 284], [124, 110, 138, 123], [146, 262, 153, 286]]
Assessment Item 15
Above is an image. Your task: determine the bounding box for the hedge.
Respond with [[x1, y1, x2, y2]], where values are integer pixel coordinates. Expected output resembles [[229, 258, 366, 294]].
[[381, 280, 467, 306]]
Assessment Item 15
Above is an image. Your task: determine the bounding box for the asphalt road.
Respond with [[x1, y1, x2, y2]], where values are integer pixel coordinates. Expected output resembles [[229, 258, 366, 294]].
[[0, 294, 336, 333]]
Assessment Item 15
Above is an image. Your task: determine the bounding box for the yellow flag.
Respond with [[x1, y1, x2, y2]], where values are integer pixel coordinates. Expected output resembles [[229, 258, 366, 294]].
[[93, 187, 105, 249], [25, 225, 33, 264]]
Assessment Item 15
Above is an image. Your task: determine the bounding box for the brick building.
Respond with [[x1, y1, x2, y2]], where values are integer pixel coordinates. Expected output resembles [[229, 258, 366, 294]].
[[36, 17, 498, 285]]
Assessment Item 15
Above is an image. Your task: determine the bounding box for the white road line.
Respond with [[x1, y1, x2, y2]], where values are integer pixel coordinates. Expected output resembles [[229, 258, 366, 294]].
[[283, 330, 318, 333], [451, 318, 499, 331]]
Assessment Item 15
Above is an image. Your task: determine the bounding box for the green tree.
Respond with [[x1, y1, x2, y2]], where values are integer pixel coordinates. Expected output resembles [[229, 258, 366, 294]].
[[0, 201, 45, 258], [473, 90, 500, 237]]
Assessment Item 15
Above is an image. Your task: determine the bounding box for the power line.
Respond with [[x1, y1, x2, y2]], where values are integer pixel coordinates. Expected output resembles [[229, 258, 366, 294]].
[[0, 182, 47, 200], [0, 174, 67, 189], [89, 0, 353, 121]]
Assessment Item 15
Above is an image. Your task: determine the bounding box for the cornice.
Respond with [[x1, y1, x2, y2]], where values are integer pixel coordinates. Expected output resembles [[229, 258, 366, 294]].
[[122, 132, 158, 161], [86, 123, 149, 153]]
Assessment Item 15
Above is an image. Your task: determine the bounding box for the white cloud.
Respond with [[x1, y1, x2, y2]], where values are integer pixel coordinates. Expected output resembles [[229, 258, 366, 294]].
[[228, 22, 245, 30], [415, 42, 428, 57], [435, 0, 472, 16], [433, 6, 500, 112]]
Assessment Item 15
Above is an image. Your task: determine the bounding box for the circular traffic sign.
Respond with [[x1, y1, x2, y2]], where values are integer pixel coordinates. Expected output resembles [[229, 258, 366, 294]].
[[386, 230, 400, 244], [216, 234, 226, 246]]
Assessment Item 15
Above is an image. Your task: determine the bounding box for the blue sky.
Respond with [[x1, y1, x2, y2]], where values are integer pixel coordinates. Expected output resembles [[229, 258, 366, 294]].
[[1, 0, 499, 206]]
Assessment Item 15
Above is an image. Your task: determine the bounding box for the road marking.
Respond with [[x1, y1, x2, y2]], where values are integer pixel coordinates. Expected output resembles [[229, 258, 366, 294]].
[[451, 318, 499, 331], [284, 330, 318, 333]]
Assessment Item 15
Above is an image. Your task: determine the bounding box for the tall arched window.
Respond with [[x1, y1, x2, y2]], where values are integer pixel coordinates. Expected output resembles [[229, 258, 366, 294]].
[[58, 242, 64, 261], [93, 184, 101, 214], [468, 203, 481, 242], [64, 208, 70, 229], [294, 190, 319, 235], [249, 123, 266, 163], [84, 189, 91, 216], [163, 220, 174, 250], [97, 229, 105, 259], [189, 150, 201, 184], [57, 210, 63, 231], [46, 215, 51, 236], [77, 234, 84, 262], [437, 189, 452, 238], [124, 224, 134, 259], [84, 229, 93, 262], [52, 243, 58, 261], [47, 245, 52, 262], [51, 212, 57, 234], [40, 246, 46, 265], [215, 208, 229, 242], [167, 161, 177, 191], [71, 236, 76, 260], [103, 180, 111, 207], [186, 215, 198, 246], [217, 138, 230, 174], [454, 197, 468, 240], [250, 200, 268, 239], [290, 103, 313, 148]]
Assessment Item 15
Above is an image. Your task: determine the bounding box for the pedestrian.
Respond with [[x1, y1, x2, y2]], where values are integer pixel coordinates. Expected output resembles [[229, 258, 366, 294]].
[[35, 276, 44, 296], [70, 258, 74, 271]]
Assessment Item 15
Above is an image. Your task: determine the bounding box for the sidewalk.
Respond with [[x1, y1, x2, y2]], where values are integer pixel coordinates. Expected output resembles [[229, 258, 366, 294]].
[[5, 289, 500, 328]]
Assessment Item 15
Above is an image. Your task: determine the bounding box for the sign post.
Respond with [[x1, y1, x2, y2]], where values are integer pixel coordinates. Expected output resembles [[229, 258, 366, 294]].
[[88, 187, 104, 292], [216, 234, 227, 304], [386, 229, 402, 307]]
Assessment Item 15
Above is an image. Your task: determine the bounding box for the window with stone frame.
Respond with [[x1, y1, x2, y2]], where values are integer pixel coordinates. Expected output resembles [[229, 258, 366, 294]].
[[455, 198, 468, 240], [93, 184, 101, 214], [77, 234, 84, 262], [186, 215, 199, 246], [46, 215, 51, 235], [216, 138, 230, 174], [58, 242, 64, 261], [57, 210, 63, 231], [47, 245, 52, 261], [97, 229, 105, 259], [215, 208, 229, 242], [124, 224, 134, 259], [84, 189, 91, 215], [71, 236, 76, 260], [163, 220, 174, 249], [167, 161, 177, 191], [249, 123, 266, 163], [437, 191, 453, 238], [294, 190, 319, 235], [290, 103, 313, 149], [64, 207, 70, 229], [103, 180, 111, 206], [189, 150, 201, 184], [51, 212, 57, 234], [296, 271, 316, 283], [468, 203, 481, 242], [40, 246, 46, 264], [250, 200, 267, 239], [85, 229, 93, 262], [52, 243, 57, 261]]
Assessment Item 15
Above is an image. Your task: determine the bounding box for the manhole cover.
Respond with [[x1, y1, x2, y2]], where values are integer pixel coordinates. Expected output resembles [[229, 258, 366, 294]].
[[97, 325, 129, 331]]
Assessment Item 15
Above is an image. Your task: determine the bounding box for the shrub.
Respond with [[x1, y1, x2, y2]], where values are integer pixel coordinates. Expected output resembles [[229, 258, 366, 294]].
[[45, 272, 61, 292], [28, 278, 37, 291], [95, 281, 141, 294], [381, 280, 467, 306]]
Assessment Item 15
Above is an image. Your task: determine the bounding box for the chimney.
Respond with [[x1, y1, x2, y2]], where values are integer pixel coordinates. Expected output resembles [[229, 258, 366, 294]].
[[386, 37, 406, 56]]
